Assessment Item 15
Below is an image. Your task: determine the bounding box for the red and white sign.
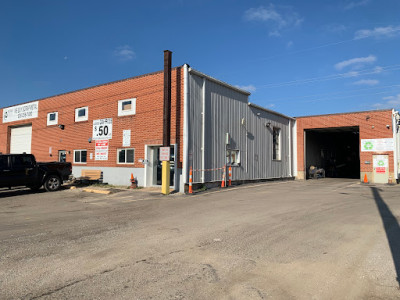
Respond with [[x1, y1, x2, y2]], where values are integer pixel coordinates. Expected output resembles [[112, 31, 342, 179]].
[[376, 167, 386, 174], [159, 147, 170, 161], [95, 139, 109, 161]]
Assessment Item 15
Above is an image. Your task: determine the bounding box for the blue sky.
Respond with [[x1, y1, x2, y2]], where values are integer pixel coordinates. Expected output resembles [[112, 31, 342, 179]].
[[1, 0, 399, 116]]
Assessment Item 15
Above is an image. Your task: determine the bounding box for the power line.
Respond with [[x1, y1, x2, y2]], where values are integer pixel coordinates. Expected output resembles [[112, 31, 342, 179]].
[[256, 64, 400, 89], [263, 84, 400, 103]]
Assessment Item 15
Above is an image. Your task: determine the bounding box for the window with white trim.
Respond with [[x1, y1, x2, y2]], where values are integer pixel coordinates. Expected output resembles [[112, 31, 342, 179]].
[[75, 106, 88, 122], [117, 148, 134, 164], [118, 98, 136, 116], [47, 112, 58, 126], [74, 150, 87, 163], [272, 127, 281, 160]]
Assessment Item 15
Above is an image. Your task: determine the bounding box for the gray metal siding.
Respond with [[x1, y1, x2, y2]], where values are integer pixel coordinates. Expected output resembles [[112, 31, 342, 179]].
[[188, 72, 292, 183]]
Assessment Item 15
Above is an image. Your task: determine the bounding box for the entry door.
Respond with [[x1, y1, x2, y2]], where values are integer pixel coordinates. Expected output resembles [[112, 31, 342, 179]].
[[59, 150, 67, 162], [0, 156, 10, 187], [9, 155, 36, 186], [153, 146, 174, 186], [373, 155, 389, 184]]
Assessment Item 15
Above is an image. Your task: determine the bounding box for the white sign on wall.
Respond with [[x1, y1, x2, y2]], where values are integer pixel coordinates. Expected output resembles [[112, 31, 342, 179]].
[[123, 130, 131, 147], [361, 138, 394, 152], [373, 155, 388, 168], [2, 101, 39, 123], [93, 118, 113, 140], [95, 140, 109, 160]]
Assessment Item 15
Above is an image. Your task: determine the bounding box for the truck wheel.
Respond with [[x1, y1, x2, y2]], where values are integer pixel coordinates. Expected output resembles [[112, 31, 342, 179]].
[[44, 175, 61, 192]]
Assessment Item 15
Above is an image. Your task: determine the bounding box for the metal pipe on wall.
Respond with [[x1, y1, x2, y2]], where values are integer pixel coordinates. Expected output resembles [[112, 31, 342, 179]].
[[182, 64, 190, 185]]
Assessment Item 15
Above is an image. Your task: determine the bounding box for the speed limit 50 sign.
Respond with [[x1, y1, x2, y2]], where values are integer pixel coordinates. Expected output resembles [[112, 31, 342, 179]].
[[93, 118, 113, 140]]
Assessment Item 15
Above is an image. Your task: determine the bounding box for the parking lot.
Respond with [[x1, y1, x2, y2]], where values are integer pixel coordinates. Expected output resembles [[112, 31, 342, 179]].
[[1, 179, 400, 299]]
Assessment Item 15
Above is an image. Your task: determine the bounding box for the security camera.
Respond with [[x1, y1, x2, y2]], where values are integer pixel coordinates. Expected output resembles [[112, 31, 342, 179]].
[[386, 125, 390, 129]]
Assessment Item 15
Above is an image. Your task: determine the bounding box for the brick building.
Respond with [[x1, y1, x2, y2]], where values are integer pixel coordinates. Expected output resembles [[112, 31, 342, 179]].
[[295, 109, 400, 183], [1, 59, 295, 192]]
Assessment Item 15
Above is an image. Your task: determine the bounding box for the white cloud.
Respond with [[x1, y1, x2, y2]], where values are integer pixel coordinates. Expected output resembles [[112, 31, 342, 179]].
[[373, 66, 383, 74], [343, 71, 360, 77], [244, 4, 303, 36], [354, 25, 400, 39], [325, 24, 347, 33], [334, 55, 376, 70], [113, 45, 136, 61], [385, 94, 400, 106], [353, 79, 379, 86], [235, 84, 256, 92], [344, 0, 370, 10], [372, 94, 400, 109]]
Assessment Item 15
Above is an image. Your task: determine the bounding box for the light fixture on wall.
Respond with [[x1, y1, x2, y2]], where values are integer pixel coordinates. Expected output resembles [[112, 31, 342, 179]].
[[58, 124, 65, 130], [88, 137, 92, 143], [265, 122, 271, 128]]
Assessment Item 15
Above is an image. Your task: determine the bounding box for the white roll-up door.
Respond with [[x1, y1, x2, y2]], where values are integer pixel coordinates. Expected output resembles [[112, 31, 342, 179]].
[[10, 125, 32, 154]]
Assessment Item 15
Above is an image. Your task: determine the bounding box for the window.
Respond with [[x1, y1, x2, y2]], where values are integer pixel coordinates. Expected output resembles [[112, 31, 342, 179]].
[[75, 107, 88, 122], [117, 148, 135, 164], [74, 150, 87, 163], [47, 112, 58, 126], [226, 149, 240, 166], [11, 155, 34, 169], [273, 127, 281, 160], [118, 98, 136, 116]]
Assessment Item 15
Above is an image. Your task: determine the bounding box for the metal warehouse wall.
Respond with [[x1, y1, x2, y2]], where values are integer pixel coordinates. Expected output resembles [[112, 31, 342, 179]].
[[187, 71, 292, 184]]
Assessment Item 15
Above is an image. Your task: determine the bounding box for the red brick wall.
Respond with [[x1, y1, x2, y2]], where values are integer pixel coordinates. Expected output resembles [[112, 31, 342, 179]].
[[0, 67, 185, 168], [296, 110, 394, 175]]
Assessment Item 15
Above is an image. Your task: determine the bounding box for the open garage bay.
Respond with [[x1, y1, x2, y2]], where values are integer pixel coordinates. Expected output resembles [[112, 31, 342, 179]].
[[1, 180, 400, 299]]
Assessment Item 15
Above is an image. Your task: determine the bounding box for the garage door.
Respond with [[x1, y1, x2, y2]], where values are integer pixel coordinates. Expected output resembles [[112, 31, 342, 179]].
[[10, 125, 32, 154]]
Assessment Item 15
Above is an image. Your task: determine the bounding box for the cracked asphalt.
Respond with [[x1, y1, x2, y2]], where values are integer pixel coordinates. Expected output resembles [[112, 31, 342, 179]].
[[1, 179, 400, 299]]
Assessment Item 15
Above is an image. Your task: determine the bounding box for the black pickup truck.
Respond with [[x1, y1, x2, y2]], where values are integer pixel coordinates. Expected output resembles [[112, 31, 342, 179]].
[[0, 154, 72, 192]]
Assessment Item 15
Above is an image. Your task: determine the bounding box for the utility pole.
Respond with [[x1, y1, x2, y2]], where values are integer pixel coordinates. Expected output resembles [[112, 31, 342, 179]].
[[161, 50, 172, 195]]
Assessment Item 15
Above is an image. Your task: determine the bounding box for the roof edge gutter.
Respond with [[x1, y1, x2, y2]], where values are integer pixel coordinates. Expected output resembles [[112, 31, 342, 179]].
[[248, 102, 295, 120], [188, 68, 251, 96]]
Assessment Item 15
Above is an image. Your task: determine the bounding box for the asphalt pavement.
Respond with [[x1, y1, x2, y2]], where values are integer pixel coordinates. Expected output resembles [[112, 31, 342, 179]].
[[0, 179, 400, 299]]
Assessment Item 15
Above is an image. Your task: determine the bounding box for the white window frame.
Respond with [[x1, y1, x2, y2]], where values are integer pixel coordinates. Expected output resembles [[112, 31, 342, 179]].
[[75, 106, 88, 122], [47, 112, 58, 126], [118, 98, 136, 117], [117, 148, 135, 164], [74, 149, 87, 164], [272, 127, 281, 161]]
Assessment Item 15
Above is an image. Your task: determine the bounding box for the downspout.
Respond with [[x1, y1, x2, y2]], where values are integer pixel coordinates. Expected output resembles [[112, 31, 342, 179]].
[[201, 77, 206, 183], [288, 119, 292, 177], [393, 109, 399, 181], [182, 64, 190, 189], [293, 120, 298, 177]]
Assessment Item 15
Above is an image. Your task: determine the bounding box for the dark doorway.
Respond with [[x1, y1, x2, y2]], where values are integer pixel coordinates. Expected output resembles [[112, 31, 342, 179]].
[[305, 126, 360, 179]]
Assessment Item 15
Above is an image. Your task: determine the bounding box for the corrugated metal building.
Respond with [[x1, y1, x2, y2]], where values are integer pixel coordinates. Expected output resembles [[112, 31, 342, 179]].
[[183, 67, 295, 190]]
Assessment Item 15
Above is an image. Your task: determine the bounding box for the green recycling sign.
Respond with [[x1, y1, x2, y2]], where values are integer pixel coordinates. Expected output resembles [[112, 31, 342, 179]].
[[364, 141, 373, 151]]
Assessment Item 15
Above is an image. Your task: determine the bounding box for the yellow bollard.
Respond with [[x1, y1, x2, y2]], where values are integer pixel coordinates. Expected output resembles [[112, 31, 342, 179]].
[[162, 161, 170, 195]]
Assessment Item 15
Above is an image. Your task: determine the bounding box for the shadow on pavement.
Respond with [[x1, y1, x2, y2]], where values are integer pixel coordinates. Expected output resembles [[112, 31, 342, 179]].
[[371, 187, 400, 287], [0, 187, 46, 198]]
